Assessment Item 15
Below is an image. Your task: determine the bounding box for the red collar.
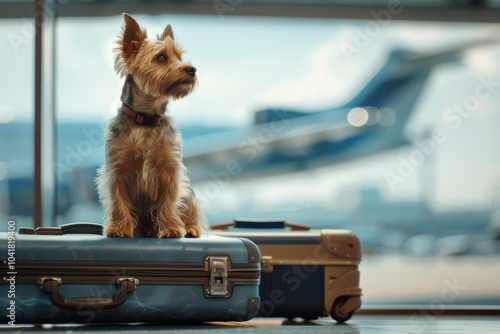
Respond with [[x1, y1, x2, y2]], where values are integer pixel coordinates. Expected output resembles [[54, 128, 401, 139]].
[[122, 103, 162, 126]]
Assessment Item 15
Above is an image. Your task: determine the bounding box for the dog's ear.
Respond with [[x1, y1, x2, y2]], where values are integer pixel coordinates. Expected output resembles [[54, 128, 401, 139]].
[[120, 13, 147, 60], [160, 24, 174, 40]]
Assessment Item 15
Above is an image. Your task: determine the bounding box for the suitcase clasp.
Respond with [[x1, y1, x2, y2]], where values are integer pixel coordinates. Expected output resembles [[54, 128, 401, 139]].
[[261, 256, 274, 274], [206, 256, 229, 297]]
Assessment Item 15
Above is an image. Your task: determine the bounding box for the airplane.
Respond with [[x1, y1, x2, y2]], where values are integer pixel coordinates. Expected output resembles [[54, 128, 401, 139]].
[[183, 39, 499, 183]]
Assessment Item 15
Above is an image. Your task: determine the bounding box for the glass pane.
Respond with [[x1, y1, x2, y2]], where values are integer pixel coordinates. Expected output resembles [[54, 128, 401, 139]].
[[0, 18, 35, 229], [55, 17, 116, 225], [54, 14, 500, 305]]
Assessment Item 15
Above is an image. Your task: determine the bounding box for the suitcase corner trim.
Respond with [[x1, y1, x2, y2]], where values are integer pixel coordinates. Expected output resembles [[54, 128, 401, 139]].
[[237, 237, 262, 263]]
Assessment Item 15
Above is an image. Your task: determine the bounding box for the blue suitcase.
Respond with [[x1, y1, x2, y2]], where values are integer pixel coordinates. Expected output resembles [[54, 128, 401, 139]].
[[0, 223, 261, 324]]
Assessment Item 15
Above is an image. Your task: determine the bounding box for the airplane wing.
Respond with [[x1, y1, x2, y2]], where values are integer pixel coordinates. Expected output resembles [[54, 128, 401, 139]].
[[184, 40, 498, 182]]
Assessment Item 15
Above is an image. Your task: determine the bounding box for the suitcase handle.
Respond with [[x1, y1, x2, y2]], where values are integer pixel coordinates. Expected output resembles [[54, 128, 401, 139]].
[[39, 277, 139, 310], [211, 218, 310, 231], [31, 223, 104, 235]]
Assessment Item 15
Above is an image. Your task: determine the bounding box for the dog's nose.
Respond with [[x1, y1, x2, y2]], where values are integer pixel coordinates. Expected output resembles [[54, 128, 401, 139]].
[[184, 66, 196, 77]]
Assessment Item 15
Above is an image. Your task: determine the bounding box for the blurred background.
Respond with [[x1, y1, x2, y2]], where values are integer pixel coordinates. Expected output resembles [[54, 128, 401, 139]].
[[1, 0, 500, 307]]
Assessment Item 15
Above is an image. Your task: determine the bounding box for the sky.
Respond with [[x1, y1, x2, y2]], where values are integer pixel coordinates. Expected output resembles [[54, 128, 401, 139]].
[[1, 14, 500, 212]]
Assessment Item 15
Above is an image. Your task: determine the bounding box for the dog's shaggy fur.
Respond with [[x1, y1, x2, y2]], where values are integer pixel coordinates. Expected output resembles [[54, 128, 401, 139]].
[[96, 14, 208, 238]]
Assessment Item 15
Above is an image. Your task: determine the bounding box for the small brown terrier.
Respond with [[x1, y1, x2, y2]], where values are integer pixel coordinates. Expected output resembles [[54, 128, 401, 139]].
[[97, 14, 208, 238]]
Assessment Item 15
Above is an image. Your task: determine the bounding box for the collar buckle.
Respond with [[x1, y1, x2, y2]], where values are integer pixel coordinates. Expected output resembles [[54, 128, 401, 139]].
[[134, 113, 144, 125]]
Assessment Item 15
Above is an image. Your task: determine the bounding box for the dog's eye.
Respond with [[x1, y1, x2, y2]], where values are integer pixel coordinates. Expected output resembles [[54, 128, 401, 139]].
[[157, 55, 167, 62]]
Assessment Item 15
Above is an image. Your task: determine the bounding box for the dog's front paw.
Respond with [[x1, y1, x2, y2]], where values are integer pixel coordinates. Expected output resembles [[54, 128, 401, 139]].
[[105, 228, 134, 238], [185, 225, 201, 238], [158, 226, 186, 238]]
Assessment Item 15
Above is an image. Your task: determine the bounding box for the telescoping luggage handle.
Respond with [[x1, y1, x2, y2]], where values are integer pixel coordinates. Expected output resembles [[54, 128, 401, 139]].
[[211, 218, 310, 231], [38, 277, 139, 310]]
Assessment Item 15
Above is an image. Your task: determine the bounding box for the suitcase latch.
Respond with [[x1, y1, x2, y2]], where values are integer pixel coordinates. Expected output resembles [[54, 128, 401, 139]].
[[261, 256, 274, 274], [206, 256, 229, 297]]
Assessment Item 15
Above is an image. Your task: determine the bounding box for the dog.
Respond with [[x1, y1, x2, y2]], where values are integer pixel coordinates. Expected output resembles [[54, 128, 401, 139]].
[[96, 13, 208, 238]]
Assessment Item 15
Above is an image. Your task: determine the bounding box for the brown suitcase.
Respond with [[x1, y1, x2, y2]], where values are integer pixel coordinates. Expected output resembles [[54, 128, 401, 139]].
[[212, 218, 362, 322]]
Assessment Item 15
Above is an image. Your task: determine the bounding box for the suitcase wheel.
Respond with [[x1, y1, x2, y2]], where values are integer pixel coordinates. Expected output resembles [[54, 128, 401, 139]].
[[330, 296, 355, 323]]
